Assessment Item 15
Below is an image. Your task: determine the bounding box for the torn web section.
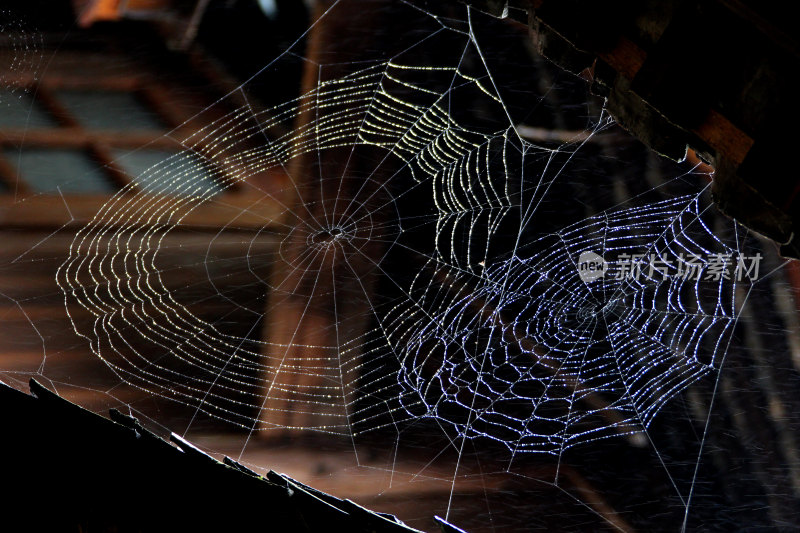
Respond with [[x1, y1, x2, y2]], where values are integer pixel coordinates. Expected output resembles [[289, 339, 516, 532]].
[[389, 190, 751, 454]]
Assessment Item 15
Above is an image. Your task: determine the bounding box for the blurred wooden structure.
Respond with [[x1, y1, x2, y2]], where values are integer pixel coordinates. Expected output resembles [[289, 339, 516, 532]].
[[256, 0, 393, 437], [0, 23, 292, 413], [0, 32, 288, 227]]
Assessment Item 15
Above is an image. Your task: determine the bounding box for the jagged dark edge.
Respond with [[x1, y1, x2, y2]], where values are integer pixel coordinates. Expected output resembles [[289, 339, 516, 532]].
[[0, 378, 466, 532]]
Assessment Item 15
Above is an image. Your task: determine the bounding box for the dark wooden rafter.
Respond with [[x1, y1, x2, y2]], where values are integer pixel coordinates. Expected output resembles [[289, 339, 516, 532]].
[[0, 127, 178, 149], [256, 0, 400, 436], [30, 83, 80, 128], [0, 191, 286, 229], [0, 151, 30, 195]]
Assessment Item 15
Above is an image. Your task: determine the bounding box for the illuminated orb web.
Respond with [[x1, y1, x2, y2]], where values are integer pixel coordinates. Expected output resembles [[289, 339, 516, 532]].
[[387, 195, 745, 453], [55, 54, 547, 435]]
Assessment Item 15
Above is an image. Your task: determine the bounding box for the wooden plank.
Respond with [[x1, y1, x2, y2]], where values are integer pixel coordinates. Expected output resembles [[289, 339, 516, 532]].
[[32, 83, 81, 128], [0, 127, 183, 149], [0, 228, 280, 259], [0, 349, 96, 372], [0, 151, 31, 195], [2, 71, 143, 91], [0, 191, 289, 229], [1, 50, 149, 79], [257, 0, 392, 437]]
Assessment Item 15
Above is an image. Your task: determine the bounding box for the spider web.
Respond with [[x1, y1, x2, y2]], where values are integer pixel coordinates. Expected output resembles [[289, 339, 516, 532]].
[[54, 5, 737, 453], [3, 1, 799, 531], [389, 194, 741, 456]]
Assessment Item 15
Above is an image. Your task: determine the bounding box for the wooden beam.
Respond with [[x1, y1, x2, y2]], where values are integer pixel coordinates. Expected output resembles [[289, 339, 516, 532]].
[[0, 127, 177, 149], [31, 83, 81, 128], [257, 0, 393, 438], [0, 191, 287, 230], [0, 152, 31, 195]]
